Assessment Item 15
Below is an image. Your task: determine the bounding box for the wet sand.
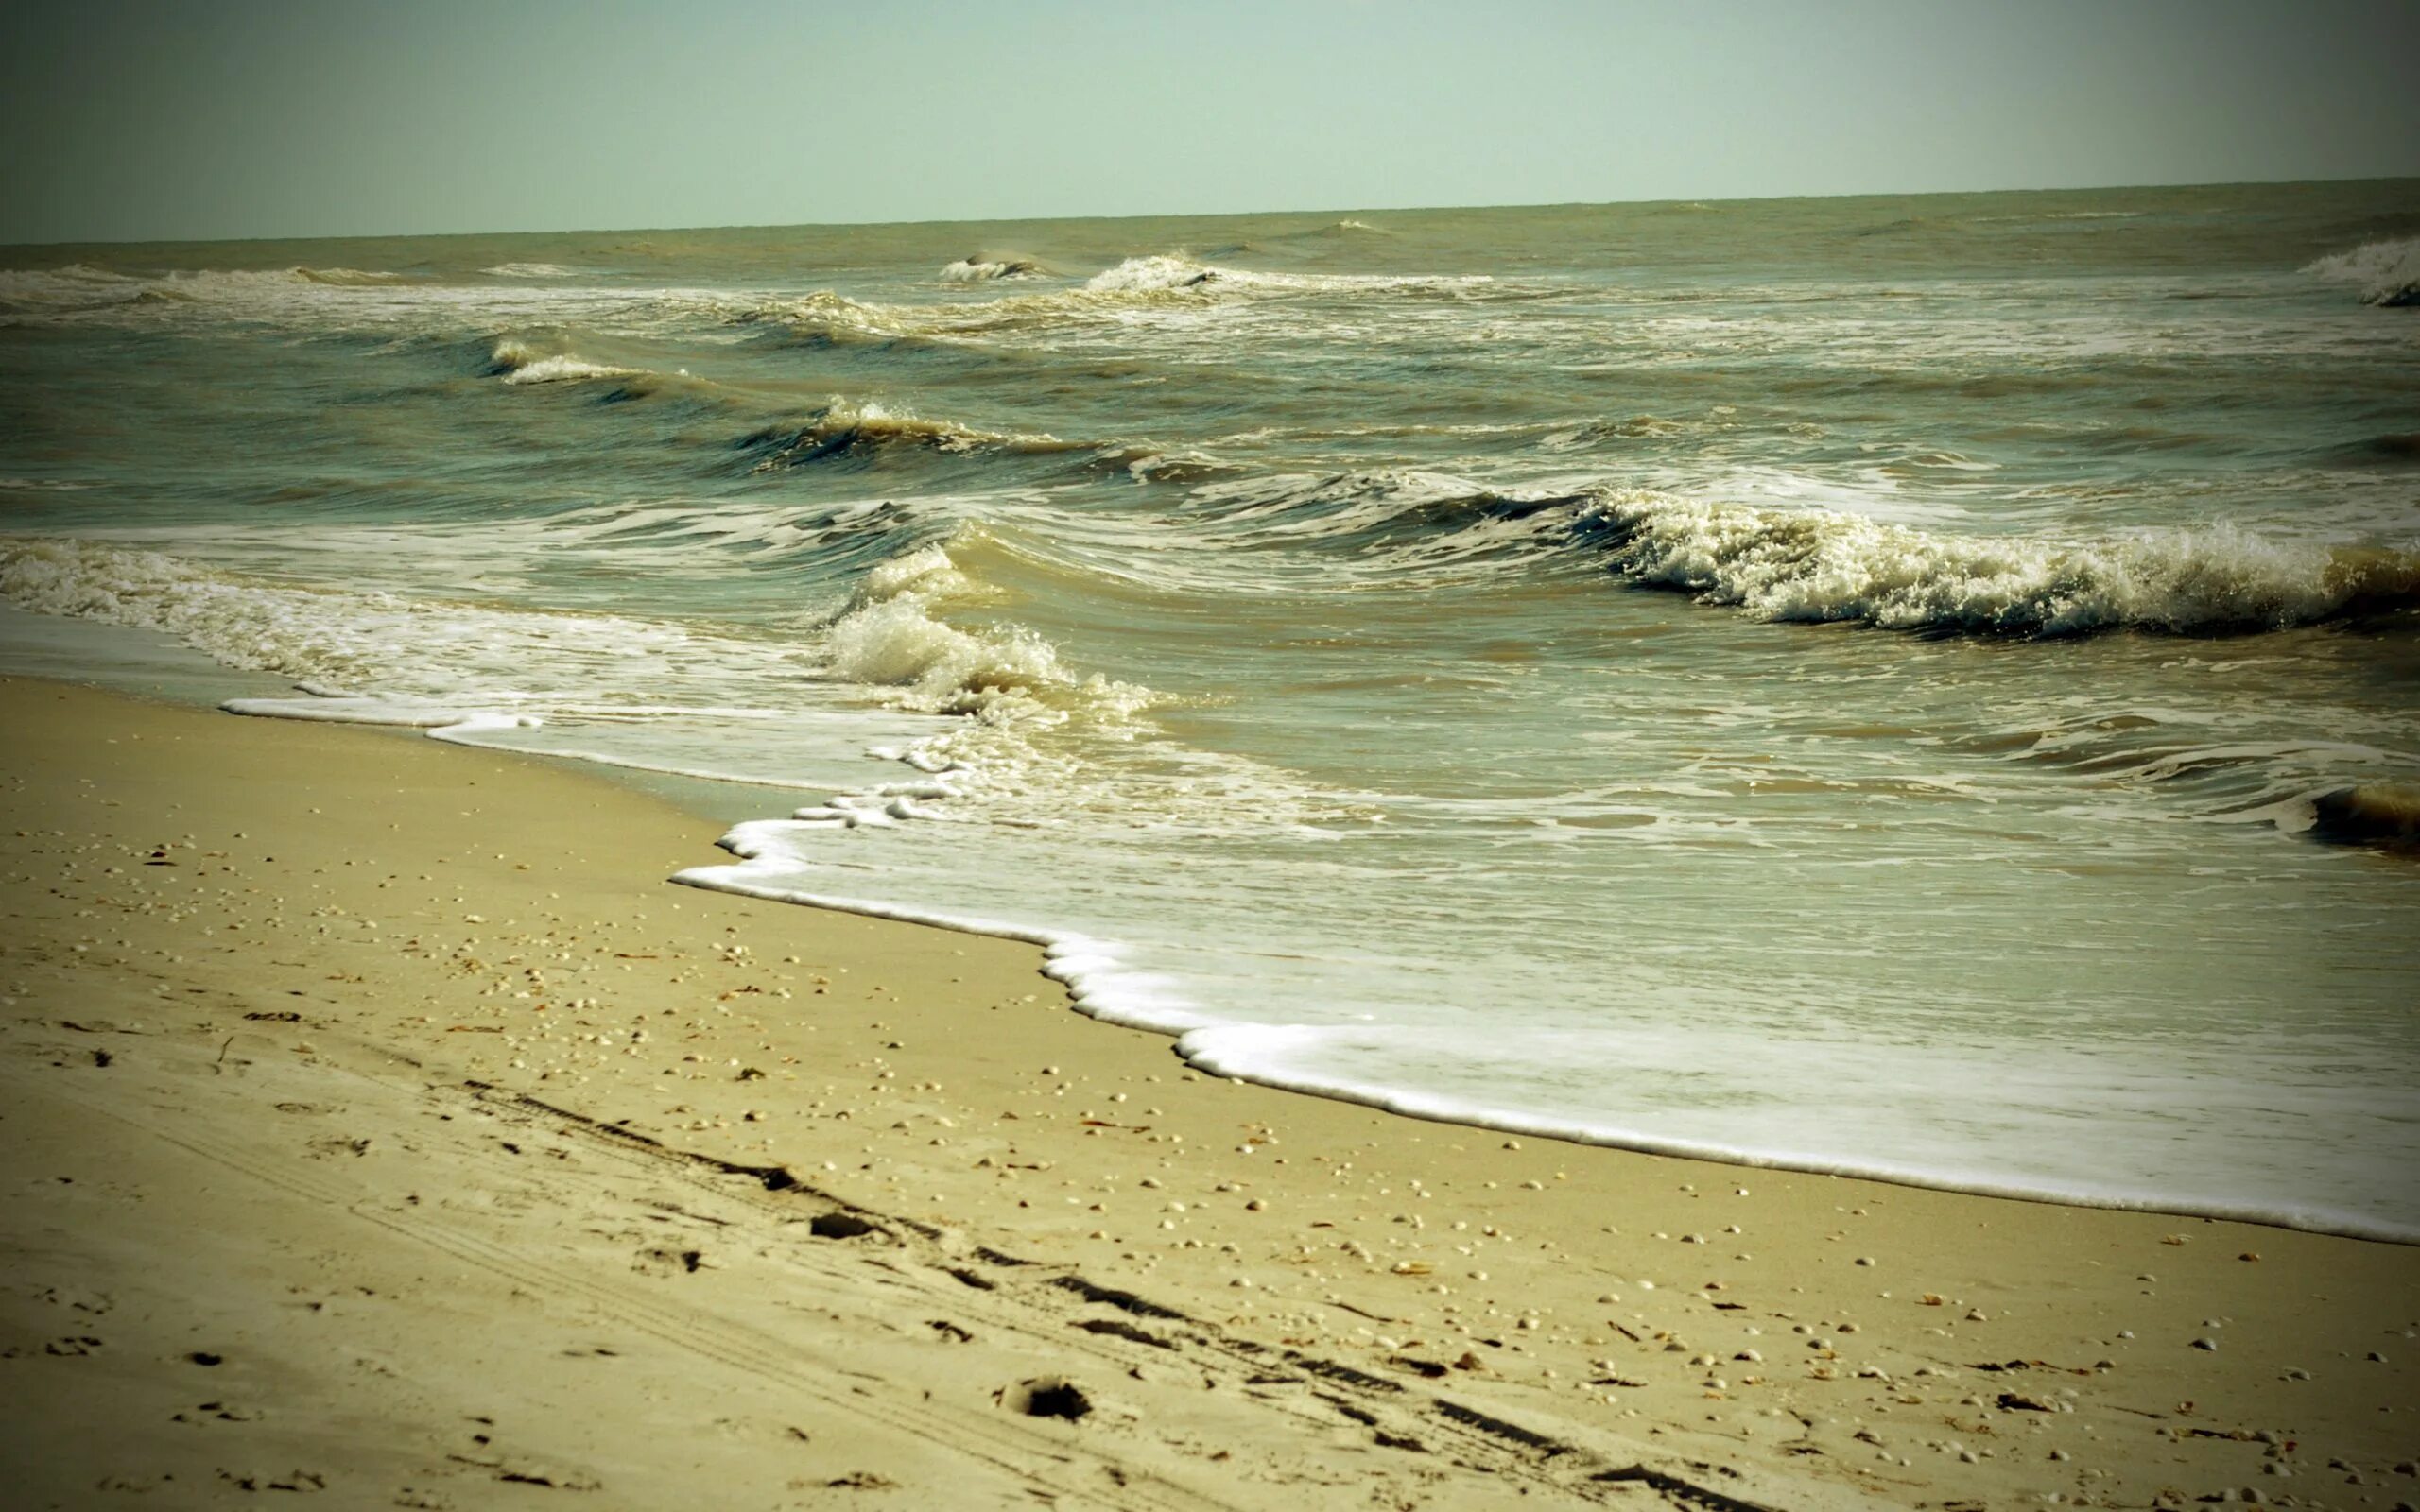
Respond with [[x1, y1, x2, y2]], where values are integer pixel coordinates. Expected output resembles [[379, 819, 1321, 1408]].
[[2, 674, 2414, 1510]]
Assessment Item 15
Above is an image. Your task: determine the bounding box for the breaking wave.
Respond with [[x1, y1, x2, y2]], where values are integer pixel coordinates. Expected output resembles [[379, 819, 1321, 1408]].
[[2308, 782, 2420, 850], [736, 253, 1489, 347], [0, 529, 1139, 736], [489, 338, 644, 386], [743, 399, 1087, 469], [824, 544, 1080, 714], [940, 256, 1043, 282], [1572, 491, 2420, 635], [1081, 253, 1487, 296], [483, 262, 583, 279], [2305, 235, 2420, 307]]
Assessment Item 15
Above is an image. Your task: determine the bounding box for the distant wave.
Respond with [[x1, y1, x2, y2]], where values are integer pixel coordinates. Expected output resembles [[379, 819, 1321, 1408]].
[[289, 266, 404, 286], [1081, 253, 1487, 296], [738, 254, 1489, 347], [939, 256, 1042, 282], [1572, 491, 2420, 635], [1969, 210, 2145, 224], [2304, 235, 2420, 307], [0, 264, 140, 313], [483, 262, 583, 279], [0, 264, 406, 322]]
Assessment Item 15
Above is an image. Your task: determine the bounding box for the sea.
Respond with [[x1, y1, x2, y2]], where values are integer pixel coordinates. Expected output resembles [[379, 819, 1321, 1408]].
[[5, 180, 2416, 1238]]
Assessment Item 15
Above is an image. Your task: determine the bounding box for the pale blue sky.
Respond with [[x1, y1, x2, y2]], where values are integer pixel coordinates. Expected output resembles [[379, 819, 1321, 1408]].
[[3, 0, 2414, 245]]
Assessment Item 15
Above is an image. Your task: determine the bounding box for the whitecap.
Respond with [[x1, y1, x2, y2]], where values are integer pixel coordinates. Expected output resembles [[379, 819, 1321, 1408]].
[[2304, 235, 2420, 306]]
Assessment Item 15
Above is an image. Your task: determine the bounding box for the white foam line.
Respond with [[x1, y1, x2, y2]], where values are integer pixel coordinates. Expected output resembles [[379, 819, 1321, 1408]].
[[673, 817, 2417, 1244], [673, 819, 1222, 1034], [222, 696, 534, 732], [1171, 1028, 2419, 1245]]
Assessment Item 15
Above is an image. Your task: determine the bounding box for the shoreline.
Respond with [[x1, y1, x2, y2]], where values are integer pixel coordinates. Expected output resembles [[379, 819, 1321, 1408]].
[[679, 850, 2420, 1247], [5, 673, 2418, 1508]]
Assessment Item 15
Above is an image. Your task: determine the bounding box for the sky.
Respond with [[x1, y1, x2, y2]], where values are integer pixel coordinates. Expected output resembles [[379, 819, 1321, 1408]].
[[2, 0, 2415, 245]]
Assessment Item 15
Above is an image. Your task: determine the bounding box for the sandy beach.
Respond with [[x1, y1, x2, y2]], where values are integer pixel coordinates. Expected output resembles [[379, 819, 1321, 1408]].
[[3, 673, 2415, 1510]]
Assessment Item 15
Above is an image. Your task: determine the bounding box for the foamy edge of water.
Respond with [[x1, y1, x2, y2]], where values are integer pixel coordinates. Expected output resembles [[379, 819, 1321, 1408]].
[[669, 843, 2418, 1245]]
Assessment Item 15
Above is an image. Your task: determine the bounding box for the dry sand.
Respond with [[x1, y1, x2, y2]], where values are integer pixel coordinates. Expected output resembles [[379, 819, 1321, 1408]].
[[2, 674, 2415, 1511]]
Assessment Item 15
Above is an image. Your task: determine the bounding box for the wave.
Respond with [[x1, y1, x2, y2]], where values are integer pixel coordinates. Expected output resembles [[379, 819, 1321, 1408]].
[[2308, 782, 2420, 850], [290, 266, 404, 286], [736, 253, 1489, 348], [1080, 253, 1487, 296], [0, 264, 141, 312], [742, 399, 1087, 469], [0, 528, 1141, 747], [488, 337, 643, 387], [1163, 471, 2420, 633], [0, 264, 406, 322], [2304, 235, 2420, 307], [1569, 492, 2420, 636], [940, 256, 1042, 282], [825, 544, 1075, 716], [733, 289, 927, 343], [483, 262, 583, 279]]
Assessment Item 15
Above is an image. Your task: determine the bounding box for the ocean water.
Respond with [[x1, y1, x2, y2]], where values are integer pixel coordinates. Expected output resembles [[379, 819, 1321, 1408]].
[[5, 182, 2417, 1236]]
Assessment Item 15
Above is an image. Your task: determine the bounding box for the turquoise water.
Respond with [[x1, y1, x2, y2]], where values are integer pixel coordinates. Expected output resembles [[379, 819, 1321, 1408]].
[[5, 181, 2417, 1234]]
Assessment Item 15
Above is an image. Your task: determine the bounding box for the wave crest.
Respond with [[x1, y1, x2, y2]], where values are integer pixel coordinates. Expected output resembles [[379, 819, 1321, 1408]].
[[2305, 235, 2420, 307], [744, 399, 1083, 469], [1082, 254, 1487, 297], [489, 338, 643, 386], [1575, 492, 2420, 635], [2308, 782, 2420, 850], [823, 541, 1150, 725], [940, 256, 1042, 282]]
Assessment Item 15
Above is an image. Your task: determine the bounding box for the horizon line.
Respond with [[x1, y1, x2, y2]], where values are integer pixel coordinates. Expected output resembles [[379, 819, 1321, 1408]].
[[7, 172, 2416, 254]]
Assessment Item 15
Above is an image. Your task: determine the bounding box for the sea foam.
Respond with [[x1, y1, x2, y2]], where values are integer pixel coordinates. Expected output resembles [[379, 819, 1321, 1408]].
[[746, 399, 1078, 468], [489, 338, 642, 386], [940, 257, 1042, 282], [1081, 254, 1488, 296], [1571, 491, 2420, 635], [2305, 235, 2420, 306]]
